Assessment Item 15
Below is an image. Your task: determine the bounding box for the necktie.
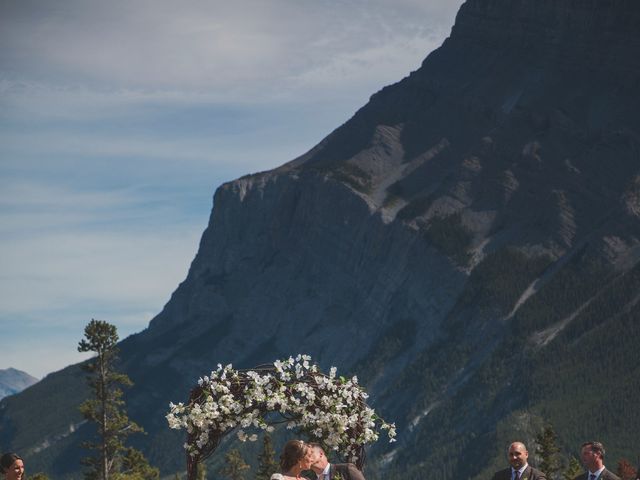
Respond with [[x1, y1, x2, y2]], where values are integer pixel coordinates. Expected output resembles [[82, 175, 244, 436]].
[[514, 471, 520, 480], [589, 474, 596, 480]]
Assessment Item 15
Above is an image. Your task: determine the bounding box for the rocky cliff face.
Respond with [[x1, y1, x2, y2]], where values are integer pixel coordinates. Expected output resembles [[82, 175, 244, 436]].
[[2, 1, 639, 479]]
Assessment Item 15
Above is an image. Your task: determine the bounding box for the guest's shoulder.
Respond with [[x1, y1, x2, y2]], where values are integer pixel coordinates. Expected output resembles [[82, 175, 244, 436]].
[[603, 469, 621, 480], [492, 467, 511, 480], [340, 463, 366, 480], [527, 466, 547, 480]]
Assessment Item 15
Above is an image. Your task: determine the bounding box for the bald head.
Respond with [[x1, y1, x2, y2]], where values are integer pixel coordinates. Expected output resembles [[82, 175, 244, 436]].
[[508, 442, 529, 469]]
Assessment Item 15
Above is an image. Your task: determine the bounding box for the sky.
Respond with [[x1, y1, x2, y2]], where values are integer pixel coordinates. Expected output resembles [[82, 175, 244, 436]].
[[0, 0, 463, 379]]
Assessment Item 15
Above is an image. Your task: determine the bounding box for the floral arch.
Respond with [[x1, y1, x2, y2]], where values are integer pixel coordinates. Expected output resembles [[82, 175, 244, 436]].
[[166, 354, 396, 480]]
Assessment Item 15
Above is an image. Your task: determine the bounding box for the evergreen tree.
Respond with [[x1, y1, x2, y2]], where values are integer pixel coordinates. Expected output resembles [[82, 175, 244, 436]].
[[562, 457, 582, 480], [25, 474, 50, 480], [218, 449, 250, 480], [535, 425, 561, 480], [255, 434, 278, 480], [78, 319, 154, 480], [116, 448, 160, 480]]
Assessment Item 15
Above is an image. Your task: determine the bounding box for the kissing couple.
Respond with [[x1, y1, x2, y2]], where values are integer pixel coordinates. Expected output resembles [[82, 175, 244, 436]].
[[270, 440, 366, 480]]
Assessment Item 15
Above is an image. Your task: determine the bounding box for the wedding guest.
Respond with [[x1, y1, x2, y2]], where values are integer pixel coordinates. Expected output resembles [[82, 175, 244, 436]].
[[270, 440, 313, 480], [308, 443, 365, 480], [492, 442, 546, 480], [0, 453, 25, 480], [574, 441, 620, 480]]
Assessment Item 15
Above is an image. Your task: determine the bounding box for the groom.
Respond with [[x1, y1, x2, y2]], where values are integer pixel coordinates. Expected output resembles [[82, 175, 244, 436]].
[[307, 443, 366, 480]]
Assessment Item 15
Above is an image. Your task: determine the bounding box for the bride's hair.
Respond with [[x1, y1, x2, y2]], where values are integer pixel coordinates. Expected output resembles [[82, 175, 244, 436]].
[[279, 440, 307, 471], [0, 453, 22, 474]]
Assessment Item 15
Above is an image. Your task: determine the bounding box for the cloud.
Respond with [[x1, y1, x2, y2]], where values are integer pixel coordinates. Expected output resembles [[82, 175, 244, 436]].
[[0, 182, 201, 313], [1, 0, 460, 98]]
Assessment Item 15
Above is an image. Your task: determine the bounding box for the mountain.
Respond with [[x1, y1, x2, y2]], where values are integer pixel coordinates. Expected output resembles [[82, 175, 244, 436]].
[[0, 368, 38, 400], [2, 0, 640, 479]]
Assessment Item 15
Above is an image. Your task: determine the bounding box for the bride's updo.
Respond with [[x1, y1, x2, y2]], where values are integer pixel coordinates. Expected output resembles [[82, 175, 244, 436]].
[[279, 439, 307, 471]]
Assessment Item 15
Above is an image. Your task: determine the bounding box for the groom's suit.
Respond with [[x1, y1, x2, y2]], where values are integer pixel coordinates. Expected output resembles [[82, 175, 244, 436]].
[[492, 465, 547, 480], [574, 469, 621, 480], [329, 463, 366, 480]]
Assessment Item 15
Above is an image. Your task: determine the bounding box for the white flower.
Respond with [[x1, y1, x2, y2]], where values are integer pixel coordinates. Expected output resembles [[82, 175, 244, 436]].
[[166, 354, 396, 458]]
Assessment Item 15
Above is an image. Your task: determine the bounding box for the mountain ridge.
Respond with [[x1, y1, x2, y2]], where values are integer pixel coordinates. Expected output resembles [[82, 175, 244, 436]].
[[0, 368, 38, 400]]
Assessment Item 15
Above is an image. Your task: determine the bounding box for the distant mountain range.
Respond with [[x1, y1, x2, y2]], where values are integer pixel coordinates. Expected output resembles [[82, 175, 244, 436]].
[[0, 368, 38, 400], [1, 1, 639, 479]]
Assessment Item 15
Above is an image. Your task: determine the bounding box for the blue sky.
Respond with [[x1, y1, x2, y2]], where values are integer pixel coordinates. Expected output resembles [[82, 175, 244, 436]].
[[0, 0, 463, 379]]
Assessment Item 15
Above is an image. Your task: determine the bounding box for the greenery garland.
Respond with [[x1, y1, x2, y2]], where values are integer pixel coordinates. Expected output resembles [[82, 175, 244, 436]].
[[166, 354, 396, 480]]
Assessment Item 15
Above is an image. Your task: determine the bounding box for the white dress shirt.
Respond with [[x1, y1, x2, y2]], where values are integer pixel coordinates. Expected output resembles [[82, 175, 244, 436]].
[[317, 464, 331, 480], [512, 464, 529, 480]]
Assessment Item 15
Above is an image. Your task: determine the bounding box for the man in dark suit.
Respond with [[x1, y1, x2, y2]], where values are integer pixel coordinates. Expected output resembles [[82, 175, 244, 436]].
[[492, 442, 547, 480], [574, 441, 620, 480], [307, 443, 365, 480]]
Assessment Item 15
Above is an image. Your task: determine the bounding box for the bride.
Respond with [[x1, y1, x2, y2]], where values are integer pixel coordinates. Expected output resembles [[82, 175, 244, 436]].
[[270, 440, 312, 480]]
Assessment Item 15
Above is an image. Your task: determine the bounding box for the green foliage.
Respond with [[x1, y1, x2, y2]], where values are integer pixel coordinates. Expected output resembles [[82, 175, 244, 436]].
[[452, 247, 552, 319], [25, 473, 50, 480], [78, 319, 155, 480], [326, 162, 372, 193], [512, 251, 611, 333], [396, 194, 434, 220], [116, 448, 160, 480], [355, 320, 417, 387], [218, 449, 250, 480], [528, 260, 640, 459], [424, 213, 473, 264], [382, 192, 402, 208], [255, 434, 278, 480], [535, 425, 561, 480], [561, 457, 582, 480]]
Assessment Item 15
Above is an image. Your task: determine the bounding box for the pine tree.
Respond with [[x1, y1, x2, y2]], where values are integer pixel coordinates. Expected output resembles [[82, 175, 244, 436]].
[[255, 434, 278, 480], [535, 425, 561, 480], [218, 449, 250, 480], [116, 447, 160, 480], [78, 319, 155, 480], [562, 457, 582, 480], [25, 474, 50, 480]]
